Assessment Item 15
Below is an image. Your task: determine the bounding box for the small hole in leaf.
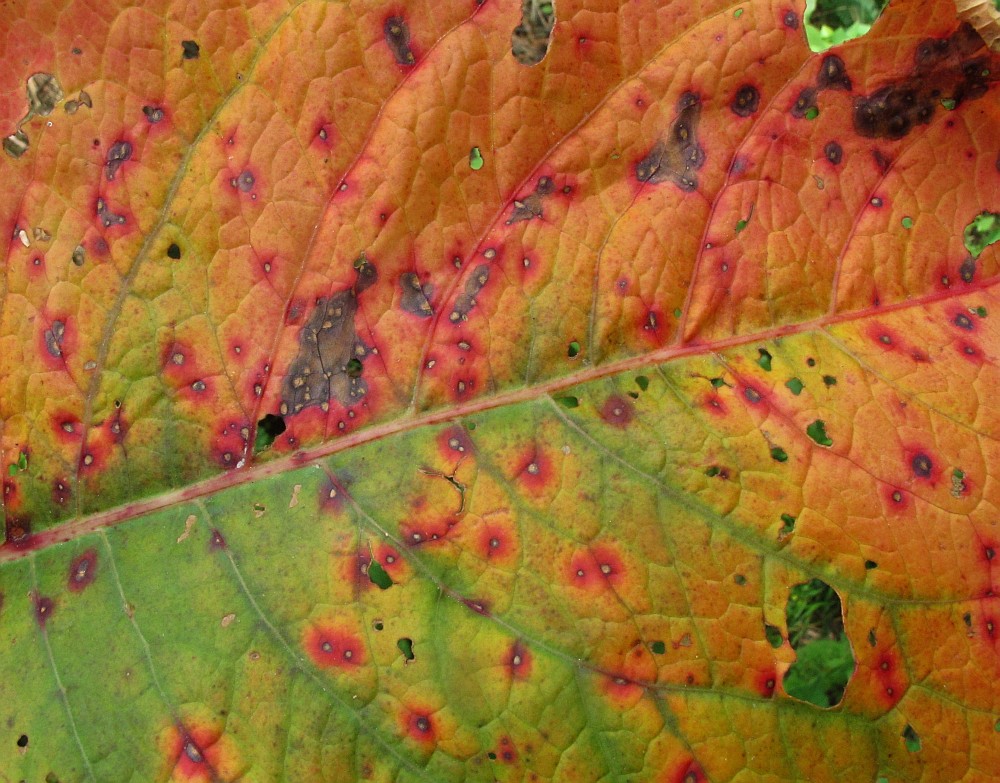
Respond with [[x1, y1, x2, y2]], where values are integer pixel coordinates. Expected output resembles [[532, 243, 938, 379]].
[[346, 357, 363, 378], [806, 419, 833, 447], [253, 414, 286, 453], [785, 377, 804, 395], [373, 619, 384, 631], [764, 623, 783, 648], [554, 395, 579, 409], [650, 640, 666, 654], [902, 724, 921, 752], [567, 341, 580, 358], [780, 513, 796, 535], [757, 348, 772, 371], [770, 446, 789, 462], [16, 734, 28, 748], [782, 579, 853, 707], [488, 752, 497, 760], [868, 629, 877, 647], [166, 243, 181, 259], [368, 560, 392, 590], [710, 377, 726, 388], [822, 375, 837, 386], [397, 637, 415, 661], [635, 375, 649, 391], [864, 560, 878, 570]]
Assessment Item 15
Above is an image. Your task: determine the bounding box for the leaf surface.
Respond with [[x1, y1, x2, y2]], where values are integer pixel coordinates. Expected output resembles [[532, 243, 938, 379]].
[[1, 0, 1000, 780]]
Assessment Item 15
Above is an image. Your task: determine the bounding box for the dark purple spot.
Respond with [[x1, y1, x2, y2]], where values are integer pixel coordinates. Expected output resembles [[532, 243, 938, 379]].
[[911, 453, 932, 478], [817, 55, 852, 91], [142, 105, 164, 123], [210, 529, 227, 550], [44, 320, 65, 358], [953, 313, 973, 330], [730, 84, 760, 117], [824, 141, 843, 165], [68, 548, 98, 592], [384, 16, 415, 65], [33, 594, 54, 626], [232, 170, 255, 193], [105, 140, 132, 181], [783, 10, 799, 28], [790, 87, 818, 119]]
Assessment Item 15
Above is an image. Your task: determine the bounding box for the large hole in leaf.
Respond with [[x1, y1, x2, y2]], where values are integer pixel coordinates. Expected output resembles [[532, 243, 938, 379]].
[[964, 211, 1000, 259], [253, 413, 286, 454], [782, 578, 854, 707], [511, 0, 555, 66], [804, 0, 888, 52]]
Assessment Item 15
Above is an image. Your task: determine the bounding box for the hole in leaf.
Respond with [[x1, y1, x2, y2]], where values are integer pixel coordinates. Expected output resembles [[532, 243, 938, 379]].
[[567, 340, 580, 358], [368, 561, 392, 590], [804, 0, 888, 52], [782, 579, 853, 707], [253, 414, 286, 453], [757, 348, 772, 371], [554, 395, 579, 409], [806, 419, 833, 447], [710, 376, 727, 388], [345, 357, 363, 378], [902, 724, 921, 752], [779, 513, 796, 536], [785, 377, 804, 395], [167, 243, 181, 259], [822, 375, 837, 386], [770, 446, 789, 462], [397, 637, 415, 661], [511, 0, 555, 66], [964, 211, 1000, 259], [764, 623, 783, 648], [650, 640, 666, 654], [635, 375, 649, 391], [373, 619, 384, 631], [704, 465, 721, 477], [864, 560, 878, 570], [16, 734, 28, 748]]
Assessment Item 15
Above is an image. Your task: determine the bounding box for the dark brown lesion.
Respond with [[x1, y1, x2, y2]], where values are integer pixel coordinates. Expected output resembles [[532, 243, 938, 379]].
[[384, 17, 415, 65], [105, 141, 132, 181], [506, 176, 556, 224], [449, 265, 490, 323], [280, 255, 377, 415], [817, 55, 852, 92], [853, 23, 994, 140], [790, 87, 818, 119], [635, 93, 705, 192], [399, 273, 434, 317]]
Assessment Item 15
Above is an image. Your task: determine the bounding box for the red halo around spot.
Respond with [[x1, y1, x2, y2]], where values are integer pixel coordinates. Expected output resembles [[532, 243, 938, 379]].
[[402, 708, 437, 745], [600, 395, 634, 427], [164, 722, 227, 783], [755, 668, 777, 697], [67, 548, 98, 592], [303, 622, 366, 670], [478, 518, 516, 564], [503, 640, 533, 681], [515, 448, 551, 493]]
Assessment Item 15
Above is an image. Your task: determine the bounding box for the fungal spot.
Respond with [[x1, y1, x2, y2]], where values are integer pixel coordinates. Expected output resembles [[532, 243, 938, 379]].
[[253, 413, 286, 454], [209, 530, 226, 550], [281, 255, 376, 413], [397, 637, 415, 661], [44, 320, 65, 358], [730, 84, 760, 117], [71, 245, 86, 266], [191, 380, 206, 392], [142, 105, 165, 123], [870, 197, 883, 208], [33, 593, 55, 626], [853, 24, 989, 140], [181, 40, 200, 59], [959, 256, 976, 284], [3, 130, 29, 159], [304, 624, 365, 669], [911, 453, 932, 478], [806, 419, 833, 447], [399, 272, 434, 317], [783, 579, 852, 707], [96, 197, 126, 228], [817, 55, 852, 91], [105, 140, 132, 181], [232, 170, 255, 193], [823, 141, 843, 165], [902, 725, 921, 752], [384, 16, 415, 65], [791, 87, 818, 119], [783, 10, 799, 28], [635, 92, 705, 192], [600, 395, 634, 427], [449, 264, 490, 322], [963, 212, 1000, 259], [953, 313, 973, 330], [506, 175, 555, 223], [68, 548, 98, 592]]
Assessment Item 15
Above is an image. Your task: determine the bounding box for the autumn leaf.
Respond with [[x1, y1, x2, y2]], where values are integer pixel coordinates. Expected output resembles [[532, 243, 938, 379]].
[[1, 0, 999, 780]]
